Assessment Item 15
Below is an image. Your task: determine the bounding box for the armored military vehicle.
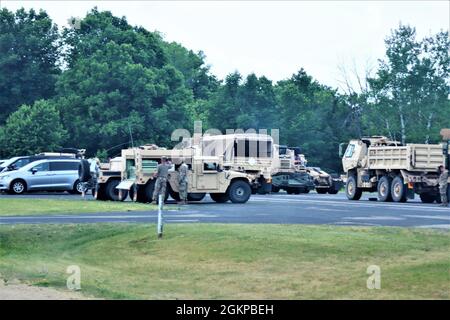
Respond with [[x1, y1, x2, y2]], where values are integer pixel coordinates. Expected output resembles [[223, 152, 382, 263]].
[[271, 145, 315, 194], [196, 133, 274, 194], [81, 143, 260, 204], [271, 145, 342, 194]]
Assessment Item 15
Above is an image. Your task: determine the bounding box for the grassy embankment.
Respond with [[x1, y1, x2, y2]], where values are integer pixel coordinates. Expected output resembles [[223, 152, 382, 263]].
[[0, 223, 448, 299], [0, 198, 158, 216]]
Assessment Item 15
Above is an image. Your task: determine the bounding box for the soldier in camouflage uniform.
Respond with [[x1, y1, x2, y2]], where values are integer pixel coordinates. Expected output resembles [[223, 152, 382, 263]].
[[152, 156, 170, 203], [438, 165, 448, 207], [178, 159, 189, 204]]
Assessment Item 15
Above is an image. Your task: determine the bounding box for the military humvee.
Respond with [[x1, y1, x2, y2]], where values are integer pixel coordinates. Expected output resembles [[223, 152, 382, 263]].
[[193, 133, 274, 194], [87, 143, 258, 204]]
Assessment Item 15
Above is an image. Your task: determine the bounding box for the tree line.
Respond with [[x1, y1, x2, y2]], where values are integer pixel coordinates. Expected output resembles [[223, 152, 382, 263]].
[[0, 7, 448, 172]]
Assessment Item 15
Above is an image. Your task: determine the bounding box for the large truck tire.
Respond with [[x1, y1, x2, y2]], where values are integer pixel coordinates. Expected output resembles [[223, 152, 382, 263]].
[[227, 180, 251, 203], [133, 185, 148, 203], [316, 188, 327, 194], [94, 185, 108, 201], [377, 176, 392, 202], [346, 175, 362, 200], [391, 176, 407, 202], [144, 180, 169, 203], [168, 184, 181, 201], [419, 193, 436, 203], [328, 188, 339, 195], [187, 193, 206, 202], [106, 180, 128, 201], [210, 193, 229, 203], [78, 160, 91, 182]]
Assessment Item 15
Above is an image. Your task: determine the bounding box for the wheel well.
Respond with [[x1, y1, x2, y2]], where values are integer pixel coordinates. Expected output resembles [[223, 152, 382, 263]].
[[347, 169, 357, 177], [10, 178, 27, 191], [73, 179, 81, 188], [230, 177, 251, 186]]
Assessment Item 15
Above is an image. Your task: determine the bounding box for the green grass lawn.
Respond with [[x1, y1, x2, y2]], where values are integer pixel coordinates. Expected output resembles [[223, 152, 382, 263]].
[[0, 198, 158, 216], [0, 223, 448, 299]]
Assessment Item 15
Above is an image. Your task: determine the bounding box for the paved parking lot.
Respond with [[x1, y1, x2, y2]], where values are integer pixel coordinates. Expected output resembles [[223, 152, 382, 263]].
[[0, 191, 448, 228]]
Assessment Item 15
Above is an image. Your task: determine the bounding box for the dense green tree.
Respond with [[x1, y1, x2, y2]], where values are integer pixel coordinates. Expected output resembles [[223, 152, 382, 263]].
[[164, 42, 218, 100], [276, 69, 353, 172], [365, 25, 450, 144], [0, 100, 67, 157], [206, 72, 278, 130], [0, 8, 60, 123], [56, 9, 193, 154]]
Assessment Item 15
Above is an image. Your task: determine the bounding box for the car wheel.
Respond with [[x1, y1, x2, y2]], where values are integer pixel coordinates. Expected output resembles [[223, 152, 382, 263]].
[[227, 180, 251, 203], [316, 188, 327, 194], [106, 180, 128, 201], [391, 176, 407, 202], [419, 193, 436, 203], [346, 175, 362, 200], [69, 180, 84, 195], [10, 179, 26, 195], [377, 176, 392, 202]]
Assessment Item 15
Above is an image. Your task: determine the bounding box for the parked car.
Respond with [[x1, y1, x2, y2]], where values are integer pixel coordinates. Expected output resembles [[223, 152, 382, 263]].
[[0, 154, 76, 173], [0, 159, 83, 194]]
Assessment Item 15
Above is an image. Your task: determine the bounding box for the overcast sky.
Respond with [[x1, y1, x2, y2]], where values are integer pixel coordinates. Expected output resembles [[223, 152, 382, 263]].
[[1, 1, 449, 90]]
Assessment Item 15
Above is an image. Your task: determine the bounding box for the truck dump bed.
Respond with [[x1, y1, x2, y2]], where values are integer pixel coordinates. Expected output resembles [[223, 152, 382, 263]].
[[368, 144, 444, 172]]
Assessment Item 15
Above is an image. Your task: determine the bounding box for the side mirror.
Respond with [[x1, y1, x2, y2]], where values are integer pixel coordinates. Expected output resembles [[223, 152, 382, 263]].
[[31, 168, 38, 174]]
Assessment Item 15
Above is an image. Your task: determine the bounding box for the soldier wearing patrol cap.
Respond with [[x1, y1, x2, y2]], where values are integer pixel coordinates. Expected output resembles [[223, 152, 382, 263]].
[[438, 165, 448, 207], [178, 158, 189, 204], [152, 156, 170, 203]]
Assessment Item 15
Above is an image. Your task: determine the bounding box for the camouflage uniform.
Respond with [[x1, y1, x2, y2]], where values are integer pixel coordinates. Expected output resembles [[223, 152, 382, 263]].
[[178, 162, 189, 202], [153, 162, 170, 202], [439, 169, 448, 206]]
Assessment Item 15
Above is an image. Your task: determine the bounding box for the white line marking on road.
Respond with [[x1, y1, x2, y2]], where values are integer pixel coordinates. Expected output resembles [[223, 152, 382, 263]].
[[167, 219, 199, 223], [250, 197, 447, 212], [402, 215, 450, 221], [305, 207, 347, 212], [342, 216, 405, 221], [332, 221, 381, 226]]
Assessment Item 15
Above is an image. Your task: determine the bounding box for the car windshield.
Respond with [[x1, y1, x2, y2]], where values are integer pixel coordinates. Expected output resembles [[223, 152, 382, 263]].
[[0, 157, 23, 172]]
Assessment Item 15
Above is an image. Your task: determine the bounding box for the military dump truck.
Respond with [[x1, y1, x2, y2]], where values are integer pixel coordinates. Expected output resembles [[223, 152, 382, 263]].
[[271, 145, 315, 194], [197, 133, 274, 194], [81, 142, 261, 204], [340, 135, 450, 203]]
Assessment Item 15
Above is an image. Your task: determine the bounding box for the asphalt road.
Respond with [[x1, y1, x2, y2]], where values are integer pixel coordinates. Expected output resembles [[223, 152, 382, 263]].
[[0, 191, 449, 228]]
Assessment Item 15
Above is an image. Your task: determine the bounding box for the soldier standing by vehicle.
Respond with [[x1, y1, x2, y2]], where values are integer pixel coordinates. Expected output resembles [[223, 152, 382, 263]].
[[438, 165, 448, 207], [178, 158, 189, 204], [152, 156, 170, 203]]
